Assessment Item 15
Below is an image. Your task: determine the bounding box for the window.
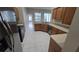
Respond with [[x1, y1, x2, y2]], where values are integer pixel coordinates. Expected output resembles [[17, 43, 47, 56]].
[[28, 15, 32, 22], [35, 13, 41, 22], [44, 13, 51, 22], [1, 11, 16, 22]]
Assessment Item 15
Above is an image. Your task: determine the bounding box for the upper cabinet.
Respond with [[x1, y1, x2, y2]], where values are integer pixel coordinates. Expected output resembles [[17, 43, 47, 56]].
[[53, 8, 57, 19], [56, 7, 64, 20], [52, 7, 76, 25], [53, 7, 65, 20], [62, 7, 76, 25]]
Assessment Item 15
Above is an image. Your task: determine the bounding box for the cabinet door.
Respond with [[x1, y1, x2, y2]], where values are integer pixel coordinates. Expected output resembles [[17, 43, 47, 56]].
[[57, 28, 66, 34], [53, 7, 64, 20], [53, 27, 58, 34], [51, 27, 59, 35], [34, 24, 42, 31], [54, 41, 62, 52], [48, 38, 55, 52], [51, 27, 66, 35], [62, 7, 76, 25], [48, 38, 61, 52], [42, 24, 48, 32], [56, 7, 63, 20], [53, 8, 57, 19]]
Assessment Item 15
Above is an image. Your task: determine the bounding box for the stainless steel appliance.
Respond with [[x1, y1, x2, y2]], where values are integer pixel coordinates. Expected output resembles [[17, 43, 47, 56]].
[[0, 12, 14, 52]]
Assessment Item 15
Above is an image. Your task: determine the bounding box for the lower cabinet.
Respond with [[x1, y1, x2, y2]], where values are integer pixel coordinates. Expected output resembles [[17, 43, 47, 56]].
[[51, 27, 66, 35], [34, 24, 48, 32], [42, 24, 48, 32], [48, 38, 62, 52], [51, 27, 58, 34], [34, 24, 66, 35], [34, 24, 42, 31]]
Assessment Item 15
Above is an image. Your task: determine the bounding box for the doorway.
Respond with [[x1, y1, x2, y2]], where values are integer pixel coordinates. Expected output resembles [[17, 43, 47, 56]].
[[28, 14, 34, 31]]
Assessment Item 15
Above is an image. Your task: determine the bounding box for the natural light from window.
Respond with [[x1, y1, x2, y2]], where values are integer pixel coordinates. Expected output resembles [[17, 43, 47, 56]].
[[44, 13, 51, 22], [28, 15, 32, 22], [35, 13, 41, 22], [1, 11, 16, 22]]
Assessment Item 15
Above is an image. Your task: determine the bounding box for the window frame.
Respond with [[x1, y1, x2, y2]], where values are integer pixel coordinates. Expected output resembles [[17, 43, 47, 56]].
[[34, 12, 41, 22]]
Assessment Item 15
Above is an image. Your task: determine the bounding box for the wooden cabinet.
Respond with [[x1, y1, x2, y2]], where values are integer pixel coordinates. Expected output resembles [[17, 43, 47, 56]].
[[42, 24, 48, 32], [34, 24, 48, 32], [52, 7, 76, 25], [34, 24, 42, 31], [51, 27, 66, 35], [34, 24, 66, 35], [62, 7, 76, 25], [56, 8, 64, 20], [51, 27, 58, 34], [53, 7, 65, 20], [53, 8, 57, 19], [48, 38, 61, 52]]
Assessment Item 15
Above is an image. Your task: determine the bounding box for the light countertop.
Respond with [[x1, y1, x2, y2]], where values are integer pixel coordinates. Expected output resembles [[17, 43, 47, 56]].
[[51, 34, 67, 48], [34, 22, 69, 33], [49, 23, 69, 33]]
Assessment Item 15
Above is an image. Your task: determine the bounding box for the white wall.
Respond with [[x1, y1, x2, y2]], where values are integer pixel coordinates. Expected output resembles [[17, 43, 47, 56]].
[[62, 8, 79, 52]]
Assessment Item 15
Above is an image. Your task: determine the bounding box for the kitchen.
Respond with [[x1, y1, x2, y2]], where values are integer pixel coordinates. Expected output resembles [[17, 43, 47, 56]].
[[9, 7, 77, 52], [33, 7, 76, 52], [0, 7, 78, 52]]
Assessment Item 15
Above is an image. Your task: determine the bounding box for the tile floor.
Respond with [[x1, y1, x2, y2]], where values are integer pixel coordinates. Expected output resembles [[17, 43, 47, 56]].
[[22, 21, 50, 52]]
